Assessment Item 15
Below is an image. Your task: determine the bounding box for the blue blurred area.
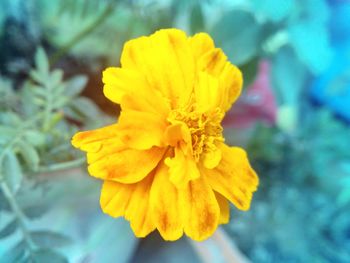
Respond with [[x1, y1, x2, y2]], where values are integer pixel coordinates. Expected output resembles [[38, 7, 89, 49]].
[[0, 0, 350, 263]]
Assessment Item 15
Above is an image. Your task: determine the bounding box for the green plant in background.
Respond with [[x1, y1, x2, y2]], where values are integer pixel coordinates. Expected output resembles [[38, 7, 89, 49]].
[[0, 48, 103, 262]]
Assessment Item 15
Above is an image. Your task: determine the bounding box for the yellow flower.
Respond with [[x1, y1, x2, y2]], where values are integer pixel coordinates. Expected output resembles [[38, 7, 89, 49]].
[[72, 29, 258, 241]]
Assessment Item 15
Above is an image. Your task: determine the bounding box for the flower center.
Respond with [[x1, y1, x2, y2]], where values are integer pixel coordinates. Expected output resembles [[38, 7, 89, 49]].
[[167, 107, 224, 161]]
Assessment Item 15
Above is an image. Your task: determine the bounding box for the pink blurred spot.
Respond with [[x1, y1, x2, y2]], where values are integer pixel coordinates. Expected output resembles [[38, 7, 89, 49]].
[[223, 60, 277, 129]]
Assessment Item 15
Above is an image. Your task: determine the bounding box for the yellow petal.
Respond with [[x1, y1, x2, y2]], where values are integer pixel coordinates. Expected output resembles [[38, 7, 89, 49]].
[[88, 146, 165, 183], [103, 67, 170, 116], [215, 192, 230, 224], [181, 176, 220, 241], [188, 32, 215, 61], [121, 29, 196, 109], [165, 147, 200, 189], [150, 161, 184, 241], [100, 175, 156, 237], [202, 145, 222, 169], [189, 33, 243, 111], [118, 109, 167, 150], [194, 72, 222, 113], [202, 144, 259, 211]]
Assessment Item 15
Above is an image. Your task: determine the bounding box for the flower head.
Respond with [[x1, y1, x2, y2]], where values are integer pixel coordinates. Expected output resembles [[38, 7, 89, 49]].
[[72, 29, 258, 241]]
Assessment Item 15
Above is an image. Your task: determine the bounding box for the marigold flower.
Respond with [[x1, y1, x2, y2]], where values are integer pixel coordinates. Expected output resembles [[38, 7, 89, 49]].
[[72, 29, 259, 241]]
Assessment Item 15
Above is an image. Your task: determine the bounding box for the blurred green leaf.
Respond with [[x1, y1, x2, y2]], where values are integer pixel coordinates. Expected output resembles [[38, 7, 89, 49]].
[[22, 203, 49, 219], [3, 151, 23, 193], [271, 46, 307, 105], [24, 131, 46, 147], [64, 75, 88, 97], [0, 219, 17, 238], [0, 241, 25, 263], [70, 97, 100, 118], [251, 0, 295, 22], [0, 126, 16, 144], [288, 22, 333, 74], [31, 249, 67, 263], [17, 141, 40, 172], [190, 3, 204, 34], [0, 112, 22, 126], [239, 57, 259, 88], [211, 10, 262, 65], [31, 231, 72, 248], [35, 48, 50, 77]]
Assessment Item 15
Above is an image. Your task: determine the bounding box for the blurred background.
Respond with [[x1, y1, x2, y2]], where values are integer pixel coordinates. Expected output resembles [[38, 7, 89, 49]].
[[0, 0, 350, 262]]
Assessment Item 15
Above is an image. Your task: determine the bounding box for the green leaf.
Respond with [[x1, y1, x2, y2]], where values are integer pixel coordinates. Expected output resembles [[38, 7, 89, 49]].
[[64, 75, 88, 97], [49, 70, 64, 88], [2, 151, 23, 193], [16, 141, 40, 171], [0, 219, 17, 238], [288, 22, 333, 74], [251, 0, 295, 22], [22, 204, 49, 219], [31, 231, 72, 248], [239, 57, 259, 88], [0, 241, 25, 263], [0, 112, 22, 126], [190, 3, 204, 34], [35, 47, 50, 76], [271, 46, 307, 105], [70, 97, 100, 119], [211, 10, 262, 65], [24, 131, 46, 147], [0, 126, 16, 144], [32, 249, 68, 263]]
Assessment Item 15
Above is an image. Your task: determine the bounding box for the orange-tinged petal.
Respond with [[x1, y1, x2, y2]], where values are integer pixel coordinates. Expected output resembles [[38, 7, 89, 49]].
[[72, 124, 119, 152], [118, 109, 167, 150], [150, 161, 184, 241], [121, 29, 196, 109], [181, 176, 220, 241], [88, 146, 165, 183], [100, 175, 155, 237], [215, 192, 230, 224], [72, 124, 165, 183], [202, 144, 259, 211], [165, 147, 200, 189]]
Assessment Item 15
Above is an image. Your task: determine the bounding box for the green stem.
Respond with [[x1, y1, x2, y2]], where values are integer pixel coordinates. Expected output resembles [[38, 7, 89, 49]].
[[0, 179, 36, 251], [50, 2, 115, 65], [37, 157, 86, 173]]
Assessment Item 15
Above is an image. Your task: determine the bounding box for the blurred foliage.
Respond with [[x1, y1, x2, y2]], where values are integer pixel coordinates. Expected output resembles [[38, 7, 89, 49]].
[[0, 48, 104, 262]]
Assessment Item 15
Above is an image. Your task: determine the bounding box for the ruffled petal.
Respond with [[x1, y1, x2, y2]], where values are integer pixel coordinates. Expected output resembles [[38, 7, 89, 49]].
[[150, 161, 184, 241], [100, 175, 155, 237], [189, 32, 243, 111], [215, 192, 230, 224], [121, 29, 196, 109], [165, 147, 200, 189], [202, 143, 259, 211], [181, 176, 220, 241]]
